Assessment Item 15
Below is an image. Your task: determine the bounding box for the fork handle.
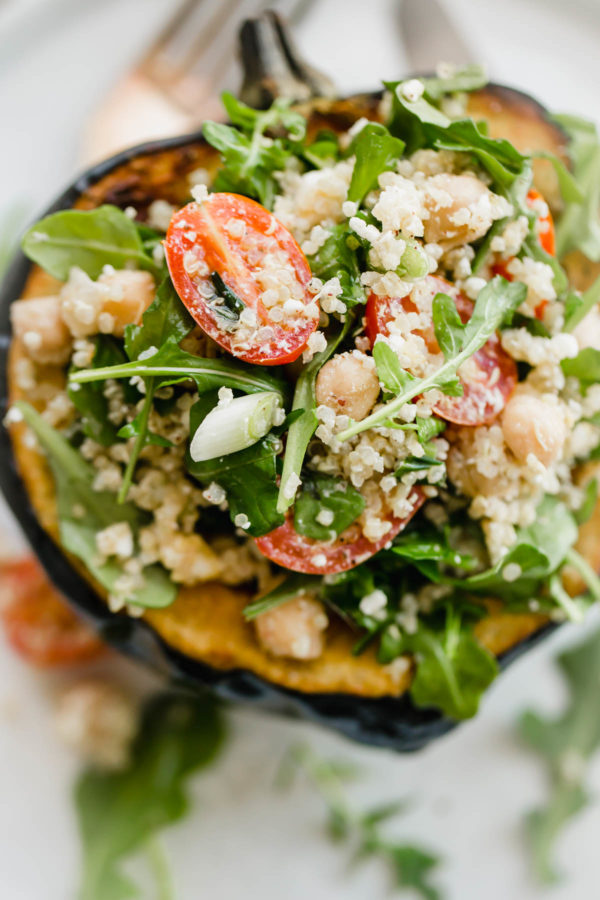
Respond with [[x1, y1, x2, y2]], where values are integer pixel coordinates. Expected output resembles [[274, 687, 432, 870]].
[[238, 10, 336, 108]]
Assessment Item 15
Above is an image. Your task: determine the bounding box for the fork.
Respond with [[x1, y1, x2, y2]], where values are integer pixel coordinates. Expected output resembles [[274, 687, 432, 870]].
[[81, 0, 316, 164]]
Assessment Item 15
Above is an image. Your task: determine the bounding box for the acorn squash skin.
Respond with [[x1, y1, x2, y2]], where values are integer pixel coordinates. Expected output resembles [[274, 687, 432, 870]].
[[0, 86, 583, 751]]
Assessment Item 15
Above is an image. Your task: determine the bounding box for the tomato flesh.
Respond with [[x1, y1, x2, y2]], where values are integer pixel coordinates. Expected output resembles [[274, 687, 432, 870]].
[[366, 275, 517, 426], [527, 188, 555, 256], [0, 557, 104, 666], [165, 193, 318, 366], [255, 489, 425, 575]]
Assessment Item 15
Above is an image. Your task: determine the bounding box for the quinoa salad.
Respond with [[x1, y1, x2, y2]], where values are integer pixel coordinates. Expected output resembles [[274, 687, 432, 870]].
[[7, 67, 600, 718]]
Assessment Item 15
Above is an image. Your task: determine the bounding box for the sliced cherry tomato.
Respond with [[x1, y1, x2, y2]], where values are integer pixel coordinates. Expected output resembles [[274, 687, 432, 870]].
[[365, 275, 517, 426], [255, 490, 425, 575], [0, 557, 104, 666], [165, 193, 318, 366]]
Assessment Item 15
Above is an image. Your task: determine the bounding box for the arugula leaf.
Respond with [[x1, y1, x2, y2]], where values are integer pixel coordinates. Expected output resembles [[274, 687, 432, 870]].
[[69, 340, 290, 403], [421, 64, 488, 102], [563, 274, 600, 332], [294, 472, 365, 541], [346, 122, 405, 203], [186, 395, 283, 536], [69, 337, 132, 446], [243, 573, 322, 620], [277, 313, 357, 514], [281, 744, 443, 900], [461, 495, 578, 603], [386, 82, 527, 189], [432, 292, 465, 359], [76, 692, 225, 900], [116, 280, 194, 501], [302, 129, 340, 168], [561, 347, 600, 392], [306, 225, 365, 309], [373, 340, 416, 394], [204, 94, 305, 209], [518, 628, 600, 883], [21, 206, 160, 281], [17, 402, 176, 609], [339, 277, 526, 440], [380, 609, 498, 719], [553, 114, 600, 260]]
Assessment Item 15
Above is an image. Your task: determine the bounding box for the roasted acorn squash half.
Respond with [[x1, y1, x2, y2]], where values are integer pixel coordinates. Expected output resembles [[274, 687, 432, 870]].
[[1, 16, 598, 751]]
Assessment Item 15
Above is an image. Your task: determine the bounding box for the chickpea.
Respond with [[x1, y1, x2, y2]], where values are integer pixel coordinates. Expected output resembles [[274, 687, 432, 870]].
[[423, 173, 495, 249], [502, 393, 566, 466], [315, 351, 380, 421], [98, 269, 155, 336], [254, 595, 328, 660], [10, 295, 72, 365]]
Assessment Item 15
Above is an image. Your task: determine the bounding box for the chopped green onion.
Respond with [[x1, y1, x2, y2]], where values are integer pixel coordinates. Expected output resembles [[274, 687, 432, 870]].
[[190, 391, 281, 462]]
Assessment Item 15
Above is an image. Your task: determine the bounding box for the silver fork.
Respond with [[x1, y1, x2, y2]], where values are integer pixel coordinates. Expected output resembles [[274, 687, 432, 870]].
[[81, 0, 315, 164]]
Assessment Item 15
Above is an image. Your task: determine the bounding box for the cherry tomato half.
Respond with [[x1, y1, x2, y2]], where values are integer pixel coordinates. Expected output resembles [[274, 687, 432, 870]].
[[255, 490, 425, 575], [366, 275, 517, 426], [0, 557, 104, 666], [165, 193, 318, 366]]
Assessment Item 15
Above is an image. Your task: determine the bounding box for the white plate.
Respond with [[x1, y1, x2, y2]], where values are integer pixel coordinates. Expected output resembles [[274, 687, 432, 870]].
[[1, 2, 600, 898]]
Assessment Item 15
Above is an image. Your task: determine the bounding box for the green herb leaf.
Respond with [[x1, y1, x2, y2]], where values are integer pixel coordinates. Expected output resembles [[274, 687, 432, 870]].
[[294, 472, 365, 541], [281, 744, 443, 900], [76, 692, 225, 900], [69, 340, 290, 403], [69, 337, 133, 446], [339, 277, 526, 440], [564, 275, 600, 332], [387, 82, 527, 189], [518, 627, 600, 883], [561, 347, 600, 393], [204, 94, 305, 209], [17, 402, 176, 609], [422, 64, 488, 101], [347, 122, 405, 203], [124, 278, 193, 361], [432, 292, 465, 359], [553, 114, 600, 260], [372, 340, 416, 394], [306, 225, 366, 309], [380, 609, 498, 719], [21, 206, 159, 281], [461, 495, 578, 602], [277, 314, 357, 514]]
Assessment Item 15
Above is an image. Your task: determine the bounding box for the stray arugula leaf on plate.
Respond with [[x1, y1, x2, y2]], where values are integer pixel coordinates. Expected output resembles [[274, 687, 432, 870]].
[[279, 744, 443, 900], [518, 627, 600, 883], [75, 691, 226, 900]]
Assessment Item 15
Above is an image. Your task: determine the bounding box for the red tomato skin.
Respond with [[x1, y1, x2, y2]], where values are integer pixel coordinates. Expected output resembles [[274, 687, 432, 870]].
[[0, 558, 104, 666], [527, 188, 555, 256], [165, 193, 318, 366], [365, 276, 518, 426], [255, 490, 425, 575]]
